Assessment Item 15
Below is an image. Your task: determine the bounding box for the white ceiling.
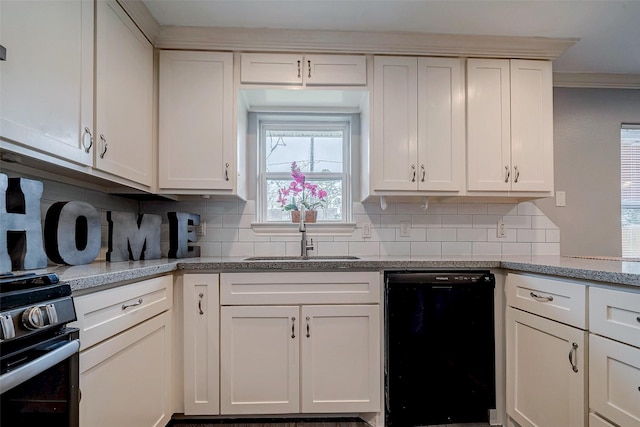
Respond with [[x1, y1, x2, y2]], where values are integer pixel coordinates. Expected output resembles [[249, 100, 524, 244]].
[[142, 0, 640, 75]]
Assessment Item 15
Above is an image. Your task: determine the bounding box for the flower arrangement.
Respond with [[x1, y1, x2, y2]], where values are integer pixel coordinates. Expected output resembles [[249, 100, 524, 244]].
[[278, 162, 328, 212]]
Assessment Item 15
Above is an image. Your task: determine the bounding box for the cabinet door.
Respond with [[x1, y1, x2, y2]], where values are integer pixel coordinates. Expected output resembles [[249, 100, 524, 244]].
[[304, 55, 367, 86], [590, 334, 640, 427], [373, 56, 418, 191], [220, 305, 300, 414], [159, 51, 234, 190], [183, 274, 220, 415], [510, 60, 553, 192], [506, 307, 587, 427], [240, 53, 303, 85], [79, 311, 173, 427], [95, 0, 153, 186], [301, 305, 380, 413], [467, 58, 511, 192], [417, 57, 464, 192], [0, 0, 93, 166]]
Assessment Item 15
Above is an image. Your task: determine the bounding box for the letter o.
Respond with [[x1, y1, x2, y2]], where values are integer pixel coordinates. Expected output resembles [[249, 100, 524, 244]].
[[44, 201, 101, 265]]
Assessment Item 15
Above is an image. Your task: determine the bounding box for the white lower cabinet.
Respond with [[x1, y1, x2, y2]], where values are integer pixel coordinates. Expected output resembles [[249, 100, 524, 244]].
[[79, 311, 173, 427], [183, 274, 220, 415], [506, 273, 588, 427], [506, 307, 587, 427], [70, 276, 174, 427], [589, 286, 640, 427], [219, 272, 381, 416]]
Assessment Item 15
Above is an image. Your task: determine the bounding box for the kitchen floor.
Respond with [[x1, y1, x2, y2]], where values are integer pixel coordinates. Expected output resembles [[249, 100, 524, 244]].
[[169, 417, 371, 427]]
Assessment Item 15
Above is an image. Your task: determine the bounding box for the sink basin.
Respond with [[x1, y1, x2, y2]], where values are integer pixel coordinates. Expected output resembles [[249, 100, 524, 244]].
[[243, 255, 360, 261]]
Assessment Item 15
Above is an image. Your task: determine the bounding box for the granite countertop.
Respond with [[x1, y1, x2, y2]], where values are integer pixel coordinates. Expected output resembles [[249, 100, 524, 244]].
[[30, 255, 640, 293]]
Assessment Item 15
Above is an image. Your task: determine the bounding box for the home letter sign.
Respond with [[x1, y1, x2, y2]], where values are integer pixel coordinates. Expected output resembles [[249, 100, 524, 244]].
[[0, 174, 47, 273], [107, 212, 162, 262], [168, 212, 201, 258], [44, 201, 102, 265]]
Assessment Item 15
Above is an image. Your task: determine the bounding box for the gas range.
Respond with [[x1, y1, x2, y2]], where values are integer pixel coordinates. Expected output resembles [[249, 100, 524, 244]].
[[0, 272, 77, 347]]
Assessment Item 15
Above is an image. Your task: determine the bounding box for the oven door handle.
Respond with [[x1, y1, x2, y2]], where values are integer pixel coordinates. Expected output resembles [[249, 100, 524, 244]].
[[0, 339, 80, 394]]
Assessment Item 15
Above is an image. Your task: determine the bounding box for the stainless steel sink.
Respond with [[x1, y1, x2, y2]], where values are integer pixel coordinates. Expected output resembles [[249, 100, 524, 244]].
[[243, 255, 360, 261]]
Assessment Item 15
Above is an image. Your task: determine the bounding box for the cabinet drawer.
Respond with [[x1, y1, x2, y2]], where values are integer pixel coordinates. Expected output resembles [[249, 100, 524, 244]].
[[506, 273, 587, 329], [220, 272, 380, 305], [589, 286, 640, 348], [589, 413, 616, 427], [590, 334, 640, 427], [71, 275, 173, 350]]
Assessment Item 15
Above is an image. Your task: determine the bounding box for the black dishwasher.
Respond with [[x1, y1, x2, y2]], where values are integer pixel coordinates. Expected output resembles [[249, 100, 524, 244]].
[[385, 271, 496, 426]]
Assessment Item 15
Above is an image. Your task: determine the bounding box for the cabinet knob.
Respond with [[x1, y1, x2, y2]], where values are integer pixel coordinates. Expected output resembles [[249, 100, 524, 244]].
[[306, 316, 310, 338], [297, 60, 301, 78], [504, 165, 510, 183], [411, 164, 416, 182], [308, 60, 311, 79], [514, 165, 520, 183], [198, 293, 204, 315], [420, 164, 426, 182], [224, 163, 230, 181]]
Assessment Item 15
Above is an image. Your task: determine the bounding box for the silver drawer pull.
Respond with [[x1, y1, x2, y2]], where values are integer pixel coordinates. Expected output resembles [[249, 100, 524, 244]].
[[530, 292, 554, 302], [568, 342, 579, 373], [198, 293, 204, 315], [122, 298, 143, 310]]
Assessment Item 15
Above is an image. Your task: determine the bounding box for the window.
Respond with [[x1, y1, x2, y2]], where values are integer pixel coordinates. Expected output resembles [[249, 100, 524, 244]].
[[258, 117, 351, 223], [621, 124, 640, 257]]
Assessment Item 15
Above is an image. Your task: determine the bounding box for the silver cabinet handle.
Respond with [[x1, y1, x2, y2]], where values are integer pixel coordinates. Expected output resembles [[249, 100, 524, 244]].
[[297, 60, 301, 78], [420, 164, 426, 182], [514, 165, 520, 183], [411, 164, 416, 182], [99, 134, 108, 158], [504, 165, 510, 183], [224, 162, 230, 181], [291, 316, 296, 338], [307, 60, 311, 78], [198, 293, 204, 315], [568, 342, 579, 373], [83, 127, 94, 153], [530, 292, 554, 302], [122, 298, 142, 310], [306, 316, 310, 338]]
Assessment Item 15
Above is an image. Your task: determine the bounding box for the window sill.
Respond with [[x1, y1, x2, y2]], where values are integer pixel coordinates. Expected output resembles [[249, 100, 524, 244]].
[[251, 222, 357, 236]]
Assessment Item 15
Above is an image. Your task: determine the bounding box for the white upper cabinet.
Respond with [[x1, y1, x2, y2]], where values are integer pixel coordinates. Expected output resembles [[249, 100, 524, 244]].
[[467, 58, 553, 193], [0, 0, 94, 166], [94, 0, 153, 187], [158, 50, 234, 191], [240, 53, 366, 86], [372, 56, 464, 193]]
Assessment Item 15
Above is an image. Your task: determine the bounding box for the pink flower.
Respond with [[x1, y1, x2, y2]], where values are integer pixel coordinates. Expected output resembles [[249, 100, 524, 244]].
[[318, 189, 327, 199]]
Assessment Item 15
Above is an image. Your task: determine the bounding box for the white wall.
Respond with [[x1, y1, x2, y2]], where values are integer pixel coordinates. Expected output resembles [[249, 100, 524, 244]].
[[535, 87, 640, 257]]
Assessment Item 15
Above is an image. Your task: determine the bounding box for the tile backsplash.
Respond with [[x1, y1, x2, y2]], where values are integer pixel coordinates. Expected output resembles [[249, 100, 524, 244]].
[[13, 175, 559, 260], [141, 199, 560, 258]]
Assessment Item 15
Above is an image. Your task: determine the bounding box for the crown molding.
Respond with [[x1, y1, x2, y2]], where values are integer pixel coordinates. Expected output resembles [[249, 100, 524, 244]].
[[154, 25, 577, 60], [117, 0, 161, 43], [553, 72, 640, 89]]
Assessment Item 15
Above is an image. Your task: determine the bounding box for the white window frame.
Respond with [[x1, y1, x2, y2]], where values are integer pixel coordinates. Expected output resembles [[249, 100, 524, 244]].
[[256, 115, 354, 228], [621, 123, 640, 257]]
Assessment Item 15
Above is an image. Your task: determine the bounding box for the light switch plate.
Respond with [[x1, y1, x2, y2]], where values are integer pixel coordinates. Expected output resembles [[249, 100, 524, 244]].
[[556, 191, 566, 207]]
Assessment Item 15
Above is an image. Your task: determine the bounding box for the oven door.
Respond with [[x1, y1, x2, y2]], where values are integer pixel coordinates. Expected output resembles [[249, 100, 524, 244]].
[[1, 328, 80, 427]]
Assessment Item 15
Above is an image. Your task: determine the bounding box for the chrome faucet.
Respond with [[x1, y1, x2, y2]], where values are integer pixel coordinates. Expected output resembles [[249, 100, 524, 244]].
[[299, 205, 314, 257]]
